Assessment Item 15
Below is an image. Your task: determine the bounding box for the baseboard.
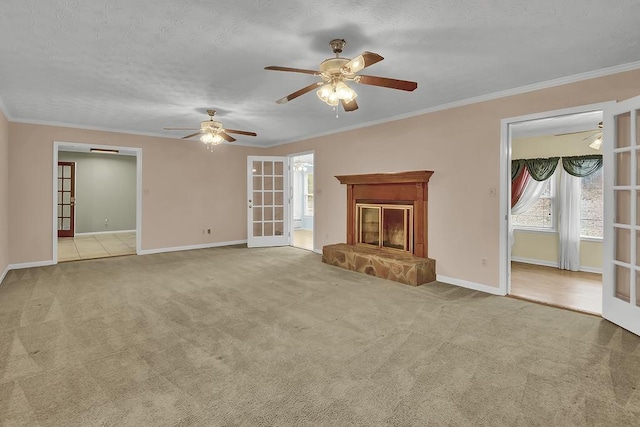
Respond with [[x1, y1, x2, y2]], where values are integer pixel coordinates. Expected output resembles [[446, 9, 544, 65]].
[[511, 256, 558, 268], [74, 229, 136, 236], [0, 265, 8, 285], [511, 256, 602, 274], [313, 249, 322, 255], [138, 240, 247, 255], [436, 274, 506, 296], [575, 265, 602, 274], [8, 260, 56, 270]]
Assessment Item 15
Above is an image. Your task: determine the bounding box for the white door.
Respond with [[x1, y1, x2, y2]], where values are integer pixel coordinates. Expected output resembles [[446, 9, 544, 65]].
[[247, 156, 290, 247], [603, 94, 640, 336]]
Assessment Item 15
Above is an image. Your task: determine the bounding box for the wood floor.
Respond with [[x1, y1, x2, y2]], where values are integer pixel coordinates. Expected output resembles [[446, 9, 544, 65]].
[[510, 262, 602, 315]]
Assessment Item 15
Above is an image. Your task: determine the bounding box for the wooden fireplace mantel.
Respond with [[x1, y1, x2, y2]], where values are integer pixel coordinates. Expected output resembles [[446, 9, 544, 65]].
[[335, 170, 434, 258], [335, 170, 434, 185]]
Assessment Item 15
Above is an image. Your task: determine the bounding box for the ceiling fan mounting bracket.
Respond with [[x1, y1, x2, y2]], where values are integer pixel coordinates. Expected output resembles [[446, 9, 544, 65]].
[[330, 39, 346, 55], [206, 109, 216, 118]]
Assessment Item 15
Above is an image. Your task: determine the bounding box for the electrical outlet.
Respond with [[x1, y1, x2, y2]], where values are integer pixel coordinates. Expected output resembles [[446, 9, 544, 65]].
[[207, 229, 211, 234], [481, 258, 487, 266]]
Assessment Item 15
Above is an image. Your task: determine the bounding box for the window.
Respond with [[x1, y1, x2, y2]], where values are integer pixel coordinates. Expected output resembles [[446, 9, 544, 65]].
[[580, 168, 603, 238], [304, 172, 313, 216], [512, 176, 555, 230]]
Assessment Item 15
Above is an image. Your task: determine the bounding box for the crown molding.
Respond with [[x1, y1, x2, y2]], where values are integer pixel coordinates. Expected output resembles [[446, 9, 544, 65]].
[[0, 94, 11, 121], [8, 118, 267, 148], [266, 60, 640, 148], [10, 118, 201, 141]]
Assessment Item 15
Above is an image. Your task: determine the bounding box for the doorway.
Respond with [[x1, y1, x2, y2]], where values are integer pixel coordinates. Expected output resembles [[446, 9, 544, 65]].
[[502, 106, 609, 315], [53, 142, 142, 263], [290, 152, 314, 251]]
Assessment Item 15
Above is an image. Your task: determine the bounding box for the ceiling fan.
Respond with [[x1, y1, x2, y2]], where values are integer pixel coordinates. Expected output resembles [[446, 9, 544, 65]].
[[163, 110, 257, 147], [555, 121, 603, 149], [265, 39, 418, 112]]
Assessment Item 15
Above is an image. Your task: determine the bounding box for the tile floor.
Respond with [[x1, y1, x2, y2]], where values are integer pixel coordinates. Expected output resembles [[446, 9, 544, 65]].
[[58, 232, 136, 262]]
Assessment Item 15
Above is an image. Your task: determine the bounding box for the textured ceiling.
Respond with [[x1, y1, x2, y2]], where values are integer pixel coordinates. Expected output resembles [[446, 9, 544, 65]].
[[0, 0, 639, 147]]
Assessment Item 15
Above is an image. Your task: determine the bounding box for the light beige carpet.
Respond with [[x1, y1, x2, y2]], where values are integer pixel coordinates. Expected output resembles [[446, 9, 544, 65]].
[[0, 246, 639, 426]]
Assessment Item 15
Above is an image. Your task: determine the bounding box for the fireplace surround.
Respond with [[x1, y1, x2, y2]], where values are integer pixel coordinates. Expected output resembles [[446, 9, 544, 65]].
[[322, 170, 436, 286]]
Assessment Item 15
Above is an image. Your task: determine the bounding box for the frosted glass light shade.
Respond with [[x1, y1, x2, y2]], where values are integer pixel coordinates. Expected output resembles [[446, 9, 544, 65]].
[[201, 132, 224, 145]]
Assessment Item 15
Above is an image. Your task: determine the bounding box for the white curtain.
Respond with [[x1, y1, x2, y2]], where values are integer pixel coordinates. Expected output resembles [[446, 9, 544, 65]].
[[558, 167, 582, 271], [510, 176, 550, 248]]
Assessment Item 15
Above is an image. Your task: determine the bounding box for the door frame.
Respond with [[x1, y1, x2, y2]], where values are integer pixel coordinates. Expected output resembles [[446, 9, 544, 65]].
[[288, 150, 315, 252], [52, 141, 143, 263], [499, 101, 615, 296]]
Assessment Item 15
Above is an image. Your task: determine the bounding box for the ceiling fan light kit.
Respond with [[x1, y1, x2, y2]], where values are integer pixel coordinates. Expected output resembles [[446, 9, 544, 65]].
[[589, 136, 603, 150], [201, 132, 224, 145]]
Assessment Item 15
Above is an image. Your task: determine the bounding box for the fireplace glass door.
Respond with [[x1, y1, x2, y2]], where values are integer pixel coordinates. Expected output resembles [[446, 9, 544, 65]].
[[357, 204, 413, 252]]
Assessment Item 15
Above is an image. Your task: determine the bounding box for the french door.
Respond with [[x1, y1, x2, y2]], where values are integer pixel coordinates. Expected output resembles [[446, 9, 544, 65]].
[[603, 94, 640, 336], [247, 156, 289, 247], [57, 162, 75, 238]]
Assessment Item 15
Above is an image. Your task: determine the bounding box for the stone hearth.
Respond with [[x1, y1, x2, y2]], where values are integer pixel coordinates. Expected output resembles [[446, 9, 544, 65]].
[[323, 244, 436, 287]]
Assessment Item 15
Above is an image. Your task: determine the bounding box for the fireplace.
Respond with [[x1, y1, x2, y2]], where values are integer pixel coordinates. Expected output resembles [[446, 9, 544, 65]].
[[335, 170, 433, 257], [357, 203, 413, 252], [322, 170, 436, 287]]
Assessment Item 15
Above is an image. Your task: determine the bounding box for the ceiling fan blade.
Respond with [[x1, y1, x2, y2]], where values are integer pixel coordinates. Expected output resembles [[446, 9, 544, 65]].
[[341, 98, 359, 112], [582, 132, 602, 141], [181, 132, 202, 140], [164, 127, 200, 131], [276, 81, 323, 104], [265, 66, 320, 75], [225, 129, 257, 137], [219, 132, 236, 142], [342, 51, 384, 73], [555, 128, 599, 137], [356, 75, 417, 91]]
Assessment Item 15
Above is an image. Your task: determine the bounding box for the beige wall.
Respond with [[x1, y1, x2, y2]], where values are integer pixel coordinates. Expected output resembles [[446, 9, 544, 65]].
[[512, 230, 602, 271], [266, 69, 640, 288], [512, 133, 603, 270], [0, 109, 8, 279], [8, 124, 261, 264]]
